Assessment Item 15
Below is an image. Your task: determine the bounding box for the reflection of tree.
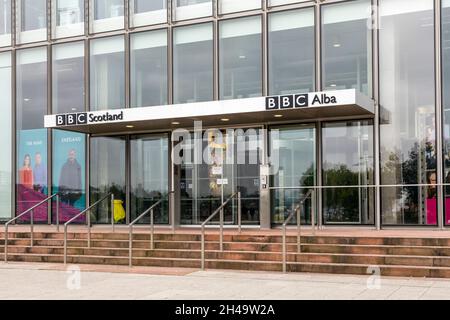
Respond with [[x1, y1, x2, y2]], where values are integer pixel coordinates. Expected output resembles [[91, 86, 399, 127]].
[[323, 165, 360, 222], [381, 141, 436, 224]]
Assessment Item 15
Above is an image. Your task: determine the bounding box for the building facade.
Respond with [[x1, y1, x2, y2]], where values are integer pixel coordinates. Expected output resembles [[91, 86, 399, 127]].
[[0, 0, 449, 229]]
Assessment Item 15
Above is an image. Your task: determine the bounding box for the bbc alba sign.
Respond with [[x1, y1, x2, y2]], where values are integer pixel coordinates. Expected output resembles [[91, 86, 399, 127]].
[[266, 93, 338, 110]]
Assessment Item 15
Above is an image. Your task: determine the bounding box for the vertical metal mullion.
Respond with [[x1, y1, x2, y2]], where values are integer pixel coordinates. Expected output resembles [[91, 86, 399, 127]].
[[47, 0, 52, 41], [47, 44, 52, 224], [435, 0, 444, 229], [316, 120, 323, 229], [315, 1, 321, 91], [11, 48, 16, 221], [315, 0, 322, 228], [168, 0, 173, 105], [85, 134, 90, 217], [124, 0, 128, 31], [373, 0, 381, 230], [125, 135, 130, 225], [125, 32, 130, 108], [85, 0, 89, 36], [213, 19, 219, 100], [262, 0, 268, 97]]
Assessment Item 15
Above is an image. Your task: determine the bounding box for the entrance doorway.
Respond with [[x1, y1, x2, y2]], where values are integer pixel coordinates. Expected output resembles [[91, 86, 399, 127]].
[[176, 128, 261, 225], [89, 134, 170, 224]]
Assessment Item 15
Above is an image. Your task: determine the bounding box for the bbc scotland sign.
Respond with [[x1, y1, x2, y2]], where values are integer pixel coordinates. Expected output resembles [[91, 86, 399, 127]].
[[56, 111, 124, 126]]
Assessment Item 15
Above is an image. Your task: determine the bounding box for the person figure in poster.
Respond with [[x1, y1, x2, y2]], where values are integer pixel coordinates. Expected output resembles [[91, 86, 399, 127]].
[[19, 154, 33, 189], [59, 149, 82, 206], [33, 152, 47, 193]]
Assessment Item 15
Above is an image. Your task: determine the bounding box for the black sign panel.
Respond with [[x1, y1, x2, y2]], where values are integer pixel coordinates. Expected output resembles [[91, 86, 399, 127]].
[[265, 94, 309, 110]]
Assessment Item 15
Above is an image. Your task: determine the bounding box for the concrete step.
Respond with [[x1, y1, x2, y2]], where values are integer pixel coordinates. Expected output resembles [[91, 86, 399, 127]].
[[4, 245, 450, 268], [3, 232, 450, 246], [4, 251, 450, 278], [3, 239, 450, 256]]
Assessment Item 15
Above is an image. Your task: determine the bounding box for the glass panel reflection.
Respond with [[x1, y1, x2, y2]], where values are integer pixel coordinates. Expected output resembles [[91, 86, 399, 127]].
[[443, 0, 450, 225], [270, 125, 316, 225], [322, 0, 372, 95], [268, 8, 315, 95], [130, 134, 169, 224], [219, 16, 262, 100], [173, 23, 213, 104], [380, 0, 436, 225], [322, 120, 374, 224], [90, 136, 126, 224]]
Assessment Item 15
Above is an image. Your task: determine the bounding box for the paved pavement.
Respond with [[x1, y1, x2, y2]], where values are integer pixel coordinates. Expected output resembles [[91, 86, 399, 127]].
[[0, 262, 449, 300]]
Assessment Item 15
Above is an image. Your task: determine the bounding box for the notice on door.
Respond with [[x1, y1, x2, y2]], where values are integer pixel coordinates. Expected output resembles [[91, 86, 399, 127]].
[[217, 178, 228, 185]]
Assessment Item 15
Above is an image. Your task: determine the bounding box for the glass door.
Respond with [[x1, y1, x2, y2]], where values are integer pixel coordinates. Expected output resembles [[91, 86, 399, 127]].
[[178, 128, 261, 225], [90, 136, 126, 224], [270, 125, 316, 225], [130, 134, 169, 224]]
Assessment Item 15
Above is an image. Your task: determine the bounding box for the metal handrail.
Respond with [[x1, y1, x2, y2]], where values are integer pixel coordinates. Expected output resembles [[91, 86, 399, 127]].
[[64, 193, 114, 265], [128, 191, 175, 267], [4, 193, 59, 263], [282, 189, 314, 273], [201, 191, 241, 270]]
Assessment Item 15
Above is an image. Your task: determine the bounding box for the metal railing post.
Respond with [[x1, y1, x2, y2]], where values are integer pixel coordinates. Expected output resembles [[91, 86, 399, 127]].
[[30, 209, 34, 247], [64, 225, 67, 265], [129, 225, 133, 267], [63, 193, 112, 265], [311, 191, 316, 236], [4, 224, 8, 263], [220, 207, 223, 252], [56, 194, 60, 232], [3, 194, 59, 263], [238, 191, 242, 233], [128, 192, 174, 268], [111, 193, 115, 232], [87, 208, 91, 248], [296, 206, 301, 253], [150, 209, 154, 250], [201, 224, 205, 270], [282, 223, 287, 273]]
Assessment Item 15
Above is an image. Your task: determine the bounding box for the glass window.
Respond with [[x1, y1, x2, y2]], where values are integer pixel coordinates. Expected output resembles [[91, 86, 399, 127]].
[[130, 134, 169, 224], [91, 0, 124, 33], [90, 136, 126, 224], [173, 23, 213, 104], [269, 0, 310, 7], [17, 0, 47, 44], [322, 0, 372, 96], [16, 47, 48, 221], [52, 0, 84, 38], [131, 30, 168, 108], [270, 125, 316, 225], [17, 47, 47, 130], [53, 41, 85, 114], [52, 130, 86, 224], [380, 0, 436, 225], [322, 120, 374, 225], [442, 0, 450, 225], [174, 0, 212, 21], [219, 0, 260, 15], [90, 36, 125, 110], [0, 0, 11, 46], [0, 52, 11, 220], [131, 0, 166, 27], [268, 8, 315, 95], [219, 16, 262, 100]]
